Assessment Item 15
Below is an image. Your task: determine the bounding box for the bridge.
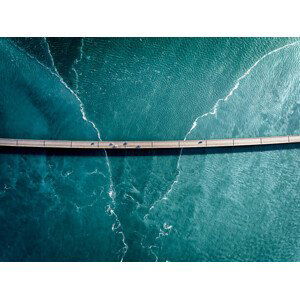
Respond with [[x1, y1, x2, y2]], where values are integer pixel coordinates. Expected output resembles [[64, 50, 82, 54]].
[[0, 135, 299, 149]]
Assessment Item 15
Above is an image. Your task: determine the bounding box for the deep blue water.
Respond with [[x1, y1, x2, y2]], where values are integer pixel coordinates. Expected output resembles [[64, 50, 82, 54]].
[[0, 37, 299, 261]]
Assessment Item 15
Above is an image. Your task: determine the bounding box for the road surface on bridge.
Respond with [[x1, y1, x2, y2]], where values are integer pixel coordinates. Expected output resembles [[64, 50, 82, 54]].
[[0, 136, 299, 149]]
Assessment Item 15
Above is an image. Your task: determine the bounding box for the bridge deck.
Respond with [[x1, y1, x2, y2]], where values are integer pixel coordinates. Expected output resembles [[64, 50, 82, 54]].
[[0, 136, 299, 149]]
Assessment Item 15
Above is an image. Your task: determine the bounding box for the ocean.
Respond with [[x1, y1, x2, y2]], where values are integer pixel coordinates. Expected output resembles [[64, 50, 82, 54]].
[[0, 37, 299, 261]]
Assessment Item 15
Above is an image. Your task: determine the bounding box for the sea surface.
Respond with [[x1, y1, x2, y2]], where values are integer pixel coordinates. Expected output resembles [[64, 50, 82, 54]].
[[0, 37, 299, 261]]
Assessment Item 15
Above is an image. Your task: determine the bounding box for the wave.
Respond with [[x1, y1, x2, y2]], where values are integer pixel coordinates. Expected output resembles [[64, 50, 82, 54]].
[[12, 39, 129, 262], [73, 38, 128, 261], [186, 40, 300, 138], [175, 40, 300, 193], [141, 40, 300, 261]]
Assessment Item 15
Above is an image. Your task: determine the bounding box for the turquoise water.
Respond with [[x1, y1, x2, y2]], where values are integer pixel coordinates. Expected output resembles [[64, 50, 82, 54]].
[[0, 37, 299, 261]]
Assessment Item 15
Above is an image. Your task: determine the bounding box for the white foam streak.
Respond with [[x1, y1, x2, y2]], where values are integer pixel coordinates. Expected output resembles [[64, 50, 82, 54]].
[[176, 41, 300, 196], [19, 39, 128, 261], [43, 37, 59, 75], [29, 38, 102, 141], [149, 245, 159, 262], [71, 38, 84, 93], [142, 41, 300, 260], [186, 41, 300, 138], [70, 39, 128, 261]]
